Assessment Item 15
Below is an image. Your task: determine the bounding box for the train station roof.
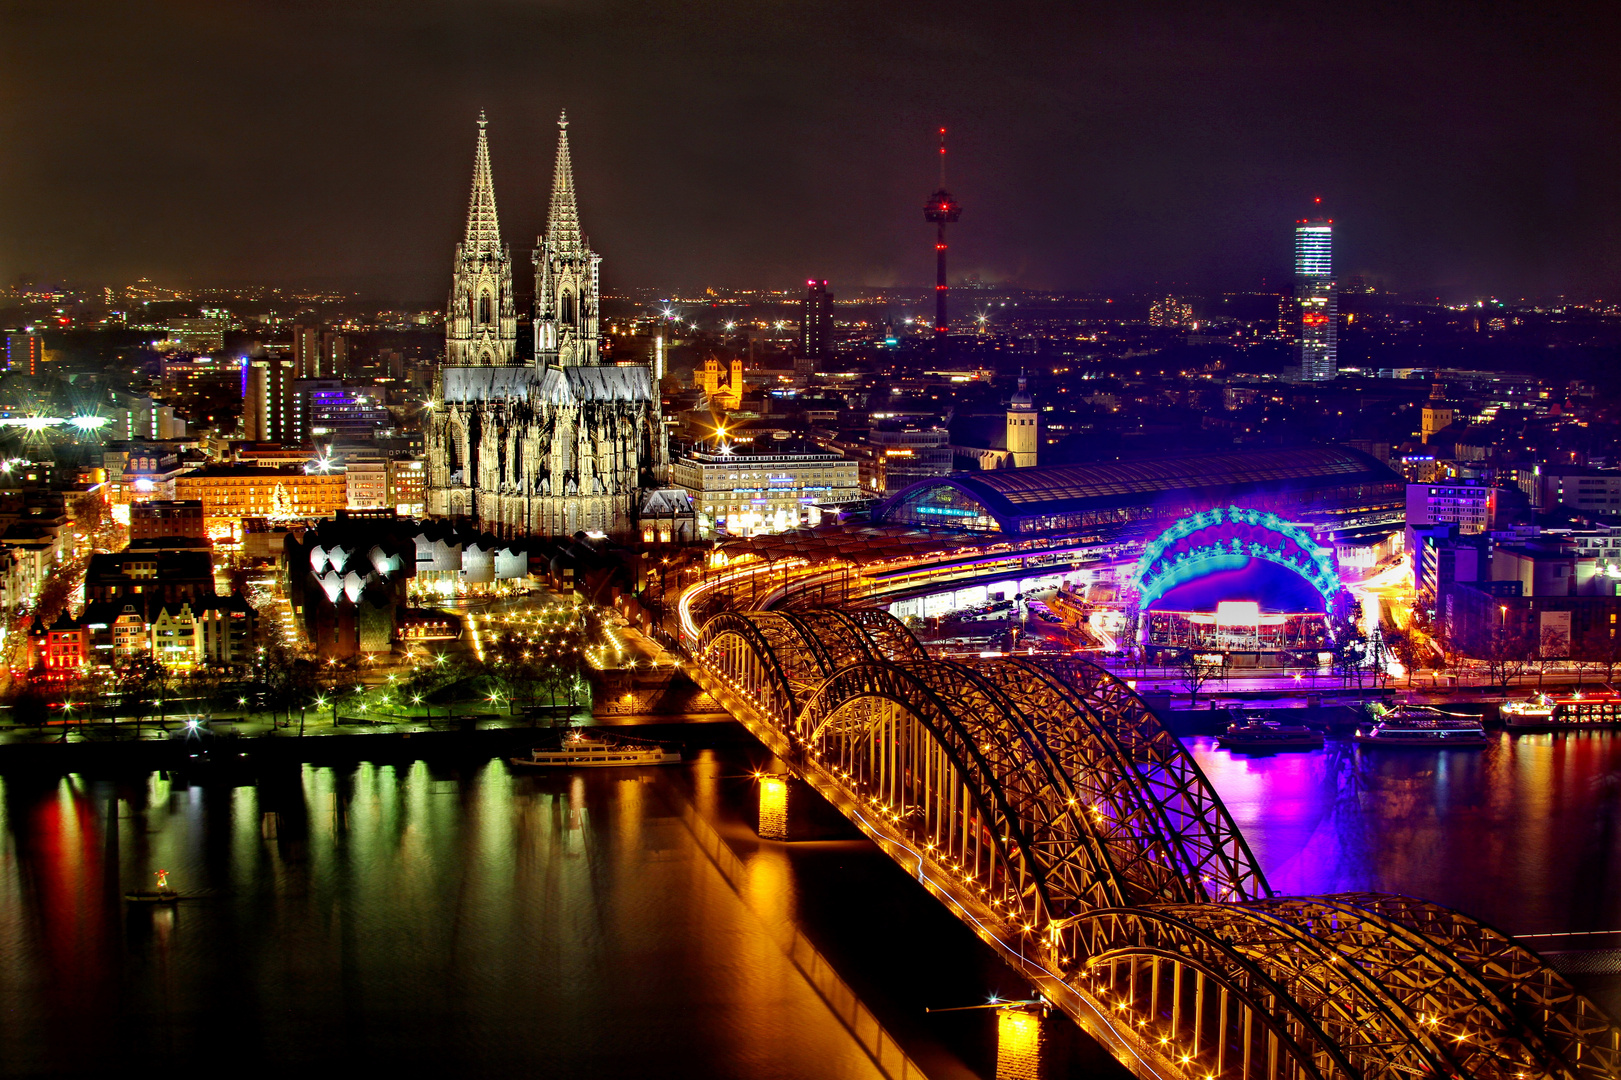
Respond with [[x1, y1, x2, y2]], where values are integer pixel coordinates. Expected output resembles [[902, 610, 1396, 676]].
[[875, 445, 1401, 535]]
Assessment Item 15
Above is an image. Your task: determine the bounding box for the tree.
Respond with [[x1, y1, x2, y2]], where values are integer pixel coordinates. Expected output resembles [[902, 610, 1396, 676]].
[[1176, 650, 1224, 708], [115, 654, 168, 729]]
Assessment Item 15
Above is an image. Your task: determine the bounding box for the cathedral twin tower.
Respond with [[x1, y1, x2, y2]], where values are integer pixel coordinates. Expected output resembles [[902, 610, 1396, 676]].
[[445, 111, 599, 369], [427, 112, 663, 540]]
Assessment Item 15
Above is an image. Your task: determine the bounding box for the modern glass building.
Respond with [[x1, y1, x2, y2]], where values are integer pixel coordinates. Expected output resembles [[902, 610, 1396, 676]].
[[1295, 219, 1337, 381]]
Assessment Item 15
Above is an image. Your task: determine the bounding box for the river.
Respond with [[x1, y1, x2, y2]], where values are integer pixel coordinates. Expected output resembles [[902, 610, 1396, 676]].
[[2, 729, 1619, 1077]]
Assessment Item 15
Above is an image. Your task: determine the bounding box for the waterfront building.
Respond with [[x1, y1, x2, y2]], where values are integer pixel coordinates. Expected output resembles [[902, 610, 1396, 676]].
[[671, 444, 861, 536], [1295, 216, 1337, 381], [425, 112, 663, 539]]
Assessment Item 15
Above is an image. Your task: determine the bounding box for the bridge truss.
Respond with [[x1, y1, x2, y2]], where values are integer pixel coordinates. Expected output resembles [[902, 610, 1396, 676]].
[[694, 607, 1619, 1080]]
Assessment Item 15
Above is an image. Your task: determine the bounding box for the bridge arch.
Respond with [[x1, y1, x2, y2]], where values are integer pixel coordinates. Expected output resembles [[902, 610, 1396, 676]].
[[692, 606, 1621, 1080]]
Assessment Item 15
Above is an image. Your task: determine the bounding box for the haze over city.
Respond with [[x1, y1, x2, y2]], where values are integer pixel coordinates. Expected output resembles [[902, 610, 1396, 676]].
[[5, 1, 1620, 298]]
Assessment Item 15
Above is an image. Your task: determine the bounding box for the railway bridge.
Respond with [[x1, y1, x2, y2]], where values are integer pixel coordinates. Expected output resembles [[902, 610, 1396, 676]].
[[683, 603, 1619, 1080]]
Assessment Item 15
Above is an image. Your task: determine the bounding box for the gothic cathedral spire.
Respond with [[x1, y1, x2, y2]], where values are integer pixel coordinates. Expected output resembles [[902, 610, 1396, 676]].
[[447, 111, 517, 367], [535, 110, 601, 368]]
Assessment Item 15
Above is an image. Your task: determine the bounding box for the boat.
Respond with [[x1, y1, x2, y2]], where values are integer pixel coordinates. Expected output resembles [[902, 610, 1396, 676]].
[[510, 731, 681, 768], [1355, 707, 1487, 747], [126, 869, 179, 903], [1216, 719, 1323, 751], [1502, 690, 1621, 730]]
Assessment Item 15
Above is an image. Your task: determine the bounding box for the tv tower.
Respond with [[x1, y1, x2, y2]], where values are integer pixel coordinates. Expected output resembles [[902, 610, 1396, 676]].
[[923, 127, 961, 348]]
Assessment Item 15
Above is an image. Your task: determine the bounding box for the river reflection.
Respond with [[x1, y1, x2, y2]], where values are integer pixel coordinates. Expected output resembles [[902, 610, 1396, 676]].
[[0, 753, 916, 1079], [1191, 730, 1621, 934]]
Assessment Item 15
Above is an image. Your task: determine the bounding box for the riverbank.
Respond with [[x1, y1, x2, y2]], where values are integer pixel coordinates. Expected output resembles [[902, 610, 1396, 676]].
[[0, 712, 745, 772]]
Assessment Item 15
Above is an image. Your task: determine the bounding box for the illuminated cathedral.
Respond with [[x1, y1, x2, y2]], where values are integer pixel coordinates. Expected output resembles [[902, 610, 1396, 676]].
[[425, 112, 664, 538]]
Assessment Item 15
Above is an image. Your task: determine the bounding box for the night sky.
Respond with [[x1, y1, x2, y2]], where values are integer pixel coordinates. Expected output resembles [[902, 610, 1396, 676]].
[[3, 1, 1618, 301]]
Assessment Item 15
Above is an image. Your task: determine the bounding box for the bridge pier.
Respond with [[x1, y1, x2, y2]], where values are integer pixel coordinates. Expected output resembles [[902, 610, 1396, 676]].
[[751, 768, 859, 842]]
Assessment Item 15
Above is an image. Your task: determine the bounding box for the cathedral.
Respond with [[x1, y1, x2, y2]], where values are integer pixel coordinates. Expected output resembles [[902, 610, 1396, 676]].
[[425, 112, 664, 539]]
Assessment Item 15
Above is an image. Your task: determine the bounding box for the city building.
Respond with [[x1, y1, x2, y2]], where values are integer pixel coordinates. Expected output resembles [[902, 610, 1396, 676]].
[[1421, 384, 1455, 443], [3, 331, 44, 375], [243, 354, 296, 443], [1514, 465, 1621, 518], [164, 316, 227, 354], [798, 279, 833, 374], [174, 465, 348, 537], [1405, 481, 1496, 535], [695, 355, 745, 410], [425, 113, 664, 539], [293, 380, 391, 443], [868, 425, 952, 493], [109, 392, 185, 442], [292, 324, 324, 378], [346, 460, 390, 508], [1295, 216, 1337, 381], [1148, 296, 1195, 328], [670, 444, 861, 536], [131, 500, 205, 542], [390, 458, 426, 514], [951, 375, 1038, 470]]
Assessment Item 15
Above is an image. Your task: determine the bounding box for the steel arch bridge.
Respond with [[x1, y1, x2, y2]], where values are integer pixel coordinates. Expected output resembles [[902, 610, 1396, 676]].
[[693, 607, 1619, 1080]]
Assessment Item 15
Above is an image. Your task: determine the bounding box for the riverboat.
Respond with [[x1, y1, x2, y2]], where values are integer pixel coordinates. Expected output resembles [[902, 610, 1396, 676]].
[[1502, 691, 1621, 730], [1216, 719, 1323, 751], [1355, 708, 1487, 747], [510, 732, 681, 769]]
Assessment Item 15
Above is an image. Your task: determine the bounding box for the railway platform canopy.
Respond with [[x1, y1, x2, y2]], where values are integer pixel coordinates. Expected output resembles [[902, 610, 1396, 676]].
[[874, 445, 1403, 538]]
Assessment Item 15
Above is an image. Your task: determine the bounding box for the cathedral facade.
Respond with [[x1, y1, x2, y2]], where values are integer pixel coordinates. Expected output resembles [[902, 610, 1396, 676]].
[[425, 113, 664, 539]]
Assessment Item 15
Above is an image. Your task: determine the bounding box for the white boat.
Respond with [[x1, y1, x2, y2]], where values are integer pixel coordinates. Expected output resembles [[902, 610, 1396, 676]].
[[1355, 708, 1487, 747], [510, 732, 681, 768]]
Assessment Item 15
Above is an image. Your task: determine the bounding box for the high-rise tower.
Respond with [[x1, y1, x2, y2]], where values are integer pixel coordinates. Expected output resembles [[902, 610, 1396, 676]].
[[923, 128, 961, 348], [1295, 206, 1336, 381], [446, 113, 518, 367], [534, 111, 602, 368], [799, 279, 833, 363]]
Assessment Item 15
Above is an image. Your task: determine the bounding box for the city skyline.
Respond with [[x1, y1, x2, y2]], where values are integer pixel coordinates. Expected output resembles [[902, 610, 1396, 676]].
[[4, 2, 1620, 301]]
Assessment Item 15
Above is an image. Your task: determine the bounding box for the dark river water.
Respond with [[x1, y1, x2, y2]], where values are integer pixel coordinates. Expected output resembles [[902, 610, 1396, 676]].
[[4, 729, 1621, 1078]]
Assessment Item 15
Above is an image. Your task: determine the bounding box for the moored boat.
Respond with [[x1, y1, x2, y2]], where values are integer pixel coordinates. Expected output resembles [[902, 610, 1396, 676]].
[[1355, 707, 1487, 747], [1216, 719, 1323, 751], [1503, 690, 1621, 730], [126, 869, 180, 903], [510, 732, 681, 768]]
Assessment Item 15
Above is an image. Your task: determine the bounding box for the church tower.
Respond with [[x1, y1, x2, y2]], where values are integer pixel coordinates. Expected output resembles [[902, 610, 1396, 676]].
[[534, 112, 602, 368], [445, 113, 517, 367], [1006, 372, 1038, 468]]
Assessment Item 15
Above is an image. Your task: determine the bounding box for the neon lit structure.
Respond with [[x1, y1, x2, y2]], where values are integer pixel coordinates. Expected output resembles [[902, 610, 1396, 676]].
[[1135, 507, 1344, 656]]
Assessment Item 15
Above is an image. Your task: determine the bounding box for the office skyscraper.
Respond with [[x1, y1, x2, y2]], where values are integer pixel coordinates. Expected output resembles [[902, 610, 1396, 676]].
[[1295, 214, 1337, 381], [243, 354, 296, 443], [799, 280, 833, 363]]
